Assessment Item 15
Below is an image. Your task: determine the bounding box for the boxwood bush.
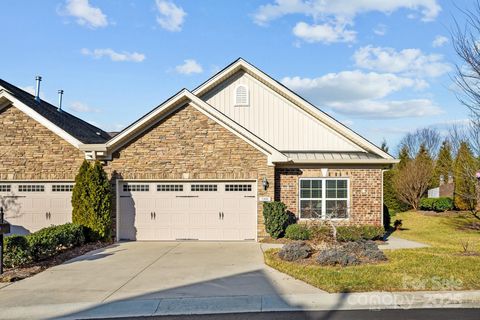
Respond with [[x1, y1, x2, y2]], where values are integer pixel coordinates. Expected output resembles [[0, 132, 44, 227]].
[[285, 223, 310, 240], [263, 201, 290, 239], [336, 225, 384, 242], [3, 223, 86, 268], [419, 197, 454, 212]]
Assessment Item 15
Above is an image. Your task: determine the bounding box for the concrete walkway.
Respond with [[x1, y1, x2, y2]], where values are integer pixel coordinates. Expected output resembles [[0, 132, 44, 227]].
[[378, 236, 430, 250]]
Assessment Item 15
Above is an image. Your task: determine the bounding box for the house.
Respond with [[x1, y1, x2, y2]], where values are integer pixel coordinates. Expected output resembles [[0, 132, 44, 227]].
[[0, 58, 397, 240]]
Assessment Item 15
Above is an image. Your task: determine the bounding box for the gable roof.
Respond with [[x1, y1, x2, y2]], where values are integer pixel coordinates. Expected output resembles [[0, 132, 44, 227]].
[[105, 89, 288, 164], [0, 79, 110, 145], [193, 58, 395, 161]]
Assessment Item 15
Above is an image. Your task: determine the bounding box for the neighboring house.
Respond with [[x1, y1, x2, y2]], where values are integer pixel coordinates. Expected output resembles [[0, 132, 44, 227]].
[[0, 58, 397, 240]]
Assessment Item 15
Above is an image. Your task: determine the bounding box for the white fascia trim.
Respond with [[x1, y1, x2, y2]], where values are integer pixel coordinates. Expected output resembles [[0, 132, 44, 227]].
[[192, 59, 394, 160], [0, 91, 83, 148]]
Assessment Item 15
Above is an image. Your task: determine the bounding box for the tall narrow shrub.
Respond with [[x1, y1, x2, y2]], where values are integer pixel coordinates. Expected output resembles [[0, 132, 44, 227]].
[[72, 160, 90, 227], [433, 140, 453, 187], [86, 161, 112, 239], [263, 201, 289, 239], [454, 142, 478, 211]]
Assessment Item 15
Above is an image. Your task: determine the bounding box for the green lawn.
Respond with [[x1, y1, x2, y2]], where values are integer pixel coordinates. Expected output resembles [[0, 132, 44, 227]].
[[264, 211, 480, 293]]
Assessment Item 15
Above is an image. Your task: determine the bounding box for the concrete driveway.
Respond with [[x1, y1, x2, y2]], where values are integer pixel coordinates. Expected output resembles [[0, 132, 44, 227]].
[[0, 242, 324, 319]]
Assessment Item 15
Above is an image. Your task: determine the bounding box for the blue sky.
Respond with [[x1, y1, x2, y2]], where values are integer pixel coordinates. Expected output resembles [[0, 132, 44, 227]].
[[0, 0, 473, 152]]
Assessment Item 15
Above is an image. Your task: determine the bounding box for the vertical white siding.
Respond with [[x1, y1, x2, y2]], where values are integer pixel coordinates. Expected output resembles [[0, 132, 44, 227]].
[[201, 71, 363, 152]]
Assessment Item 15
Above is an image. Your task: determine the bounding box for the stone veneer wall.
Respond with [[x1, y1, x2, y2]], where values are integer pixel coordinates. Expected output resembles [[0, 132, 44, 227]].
[[104, 104, 274, 238], [275, 167, 383, 226], [0, 105, 85, 180]]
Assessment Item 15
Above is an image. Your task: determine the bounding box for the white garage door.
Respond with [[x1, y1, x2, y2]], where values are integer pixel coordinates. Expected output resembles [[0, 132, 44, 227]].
[[119, 181, 257, 241], [0, 182, 73, 235]]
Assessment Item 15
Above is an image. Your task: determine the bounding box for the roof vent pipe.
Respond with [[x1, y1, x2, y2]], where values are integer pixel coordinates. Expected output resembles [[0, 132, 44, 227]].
[[34, 76, 42, 103], [57, 89, 64, 112]]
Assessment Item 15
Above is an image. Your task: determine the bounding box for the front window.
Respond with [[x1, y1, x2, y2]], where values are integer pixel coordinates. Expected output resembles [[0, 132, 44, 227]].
[[299, 178, 349, 219]]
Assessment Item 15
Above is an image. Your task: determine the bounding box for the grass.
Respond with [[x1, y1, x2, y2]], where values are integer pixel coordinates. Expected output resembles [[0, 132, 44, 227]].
[[264, 211, 480, 293]]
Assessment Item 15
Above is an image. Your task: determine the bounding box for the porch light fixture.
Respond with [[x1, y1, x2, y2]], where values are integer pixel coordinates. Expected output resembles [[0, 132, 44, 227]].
[[262, 176, 269, 191]]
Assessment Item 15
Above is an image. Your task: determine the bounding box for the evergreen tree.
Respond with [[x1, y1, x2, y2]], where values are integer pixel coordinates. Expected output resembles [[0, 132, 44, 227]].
[[398, 145, 410, 170], [454, 142, 478, 211], [432, 140, 453, 187], [72, 160, 90, 227], [71, 160, 112, 240], [86, 161, 112, 239]]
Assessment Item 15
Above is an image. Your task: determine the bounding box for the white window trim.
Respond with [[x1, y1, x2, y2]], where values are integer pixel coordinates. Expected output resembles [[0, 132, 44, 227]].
[[233, 84, 249, 106], [298, 177, 350, 220]]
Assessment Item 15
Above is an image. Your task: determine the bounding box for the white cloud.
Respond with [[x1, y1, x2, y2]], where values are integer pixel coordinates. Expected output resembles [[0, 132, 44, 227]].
[[61, 0, 108, 28], [69, 101, 101, 113], [292, 21, 356, 44], [81, 48, 146, 62], [282, 70, 426, 103], [432, 35, 448, 47], [254, 0, 441, 25], [373, 23, 387, 36], [175, 59, 203, 75], [281, 70, 442, 118], [353, 45, 451, 77], [155, 0, 186, 32], [253, 0, 440, 44], [327, 99, 443, 118]]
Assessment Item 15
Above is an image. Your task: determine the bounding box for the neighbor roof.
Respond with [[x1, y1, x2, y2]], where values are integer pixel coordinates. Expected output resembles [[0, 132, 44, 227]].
[[0, 79, 110, 144]]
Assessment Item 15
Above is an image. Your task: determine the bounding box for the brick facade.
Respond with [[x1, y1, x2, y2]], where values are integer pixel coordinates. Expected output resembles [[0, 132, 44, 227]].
[[0, 105, 84, 180], [104, 104, 274, 238], [275, 167, 383, 226]]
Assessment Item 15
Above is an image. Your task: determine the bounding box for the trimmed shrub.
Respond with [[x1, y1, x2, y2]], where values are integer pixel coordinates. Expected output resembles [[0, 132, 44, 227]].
[[28, 223, 85, 260], [4, 236, 31, 268], [308, 225, 331, 242], [285, 224, 311, 240], [263, 201, 289, 239], [419, 197, 454, 212], [317, 240, 386, 267], [336, 225, 384, 242], [278, 241, 312, 261]]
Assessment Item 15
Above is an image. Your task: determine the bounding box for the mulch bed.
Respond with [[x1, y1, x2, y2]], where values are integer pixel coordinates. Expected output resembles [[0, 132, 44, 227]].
[[0, 241, 112, 283]]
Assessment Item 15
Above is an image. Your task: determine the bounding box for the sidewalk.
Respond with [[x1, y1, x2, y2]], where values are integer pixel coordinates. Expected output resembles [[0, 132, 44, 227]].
[[1, 290, 479, 319]]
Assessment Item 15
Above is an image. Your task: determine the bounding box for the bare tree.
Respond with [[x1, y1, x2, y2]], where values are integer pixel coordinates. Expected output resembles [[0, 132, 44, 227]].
[[393, 156, 434, 210], [452, 1, 480, 121], [399, 128, 441, 159]]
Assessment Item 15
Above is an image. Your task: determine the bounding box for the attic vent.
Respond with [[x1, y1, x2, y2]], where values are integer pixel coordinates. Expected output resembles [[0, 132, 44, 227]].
[[234, 84, 249, 106]]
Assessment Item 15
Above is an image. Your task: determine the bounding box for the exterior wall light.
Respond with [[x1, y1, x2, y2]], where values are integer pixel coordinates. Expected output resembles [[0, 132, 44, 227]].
[[262, 176, 269, 191]]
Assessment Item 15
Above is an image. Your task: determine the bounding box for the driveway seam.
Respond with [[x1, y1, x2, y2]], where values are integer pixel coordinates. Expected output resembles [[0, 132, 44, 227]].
[[101, 243, 182, 302]]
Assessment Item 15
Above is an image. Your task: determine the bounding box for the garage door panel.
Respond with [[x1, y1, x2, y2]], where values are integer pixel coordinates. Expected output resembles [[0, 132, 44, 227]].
[[119, 181, 257, 241]]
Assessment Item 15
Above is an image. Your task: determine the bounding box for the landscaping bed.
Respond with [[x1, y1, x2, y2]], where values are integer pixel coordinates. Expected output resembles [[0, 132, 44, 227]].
[[0, 240, 110, 282], [264, 211, 480, 293]]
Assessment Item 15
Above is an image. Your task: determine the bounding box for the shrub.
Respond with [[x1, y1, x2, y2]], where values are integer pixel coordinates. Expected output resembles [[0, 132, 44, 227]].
[[28, 223, 85, 260], [72, 160, 112, 240], [278, 241, 312, 261], [419, 197, 454, 212], [317, 240, 386, 267], [285, 224, 310, 240], [308, 224, 331, 242], [336, 225, 384, 242], [263, 201, 289, 239], [4, 236, 31, 268]]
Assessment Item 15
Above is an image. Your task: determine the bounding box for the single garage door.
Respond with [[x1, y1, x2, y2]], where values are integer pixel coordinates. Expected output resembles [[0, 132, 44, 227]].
[[0, 182, 73, 235], [119, 181, 257, 241]]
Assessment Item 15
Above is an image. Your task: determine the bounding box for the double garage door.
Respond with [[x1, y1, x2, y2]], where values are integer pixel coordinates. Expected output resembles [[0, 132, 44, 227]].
[[119, 181, 257, 241], [0, 182, 73, 235]]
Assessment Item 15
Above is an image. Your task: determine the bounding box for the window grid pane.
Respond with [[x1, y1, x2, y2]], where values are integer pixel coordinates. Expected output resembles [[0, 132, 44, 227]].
[[52, 185, 74, 192], [157, 184, 183, 192], [123, 184, 149, 192], [299, 179, 348, 220], [0, 185, 11, 192], [191, 184, 218, 192], [225, 184, 252, 192], [19, 185, 45, 192]]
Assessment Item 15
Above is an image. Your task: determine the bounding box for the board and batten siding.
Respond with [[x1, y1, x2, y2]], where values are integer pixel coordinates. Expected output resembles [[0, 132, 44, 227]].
[[201, 71, 364, 152]]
